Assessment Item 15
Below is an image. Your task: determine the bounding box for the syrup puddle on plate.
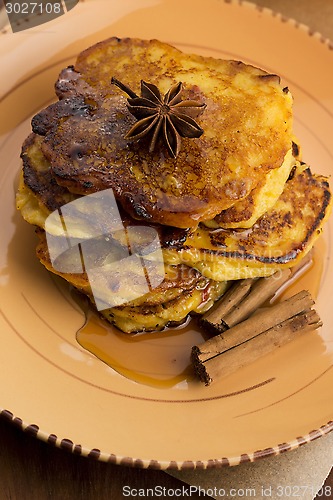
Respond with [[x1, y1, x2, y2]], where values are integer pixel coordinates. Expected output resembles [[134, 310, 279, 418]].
[[76, 241, 325, 388], [76, 311, 208, 389]]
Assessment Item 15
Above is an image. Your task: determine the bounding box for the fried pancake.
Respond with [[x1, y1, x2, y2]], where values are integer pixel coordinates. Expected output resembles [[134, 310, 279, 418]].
[[16, 173, 51, 229], [163, 166, 332, 280], [18, 133, 191, 246], [21, 133, 76, 212], [17, 134, 331, 283], [31, 37, 293, 228], [19, 133, 299, 235], [17, 133, 77, 232], [204, 147, 296, 229], [36, 230, 226, 333], [204, 138, 301, 230], [101, 280, 226, 334]]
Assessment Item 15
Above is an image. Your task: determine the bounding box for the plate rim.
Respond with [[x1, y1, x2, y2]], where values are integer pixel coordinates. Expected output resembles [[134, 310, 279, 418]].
[[1, 0, 333, 469]]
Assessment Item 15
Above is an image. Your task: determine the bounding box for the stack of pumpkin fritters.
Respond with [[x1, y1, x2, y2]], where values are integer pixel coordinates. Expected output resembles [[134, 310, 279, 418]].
[[17, 38, 332, 333]]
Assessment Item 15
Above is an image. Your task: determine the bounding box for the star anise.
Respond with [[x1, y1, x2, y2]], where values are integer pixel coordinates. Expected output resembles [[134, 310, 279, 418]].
[[111, 77, 206, 158]]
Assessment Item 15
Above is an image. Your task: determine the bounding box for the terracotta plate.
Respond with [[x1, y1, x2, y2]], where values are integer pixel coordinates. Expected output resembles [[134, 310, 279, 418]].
[[1, 0, 333, 469]]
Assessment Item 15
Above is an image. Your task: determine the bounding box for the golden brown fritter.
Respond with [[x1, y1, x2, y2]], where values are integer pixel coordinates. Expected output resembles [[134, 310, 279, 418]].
[[31, 37, 293, 228], [205, 147, 296, 229], [36, 229, 226, 333], [18, 133, 191, 246], [21, 133, 76, 212], [17, 133, 332, 283], [163, 166, 332, 280]]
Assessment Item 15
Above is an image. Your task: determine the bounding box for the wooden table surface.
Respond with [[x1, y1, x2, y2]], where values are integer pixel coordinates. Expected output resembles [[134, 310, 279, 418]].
[[0, 413, 209, 499]]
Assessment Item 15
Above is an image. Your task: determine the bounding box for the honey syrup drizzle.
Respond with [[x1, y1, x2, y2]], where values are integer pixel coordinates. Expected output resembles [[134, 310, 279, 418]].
[[76, 310, 201, 388], [76, 241, 325, 388]]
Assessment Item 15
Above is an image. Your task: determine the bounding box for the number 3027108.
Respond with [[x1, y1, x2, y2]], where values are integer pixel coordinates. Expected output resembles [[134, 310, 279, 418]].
[[5, 2, 62, 15]]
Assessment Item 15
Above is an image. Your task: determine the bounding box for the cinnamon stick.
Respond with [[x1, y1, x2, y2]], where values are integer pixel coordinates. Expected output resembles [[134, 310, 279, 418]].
[[199, 252, 312, 335], [199, 278, 256, 335], [192, 290, 322, 385]]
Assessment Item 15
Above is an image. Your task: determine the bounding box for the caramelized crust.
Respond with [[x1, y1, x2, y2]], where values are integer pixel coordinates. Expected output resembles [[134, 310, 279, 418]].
[[31, 37, 293, 228], [19, 133, 191, 247], [21, 133, 76, 212]]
